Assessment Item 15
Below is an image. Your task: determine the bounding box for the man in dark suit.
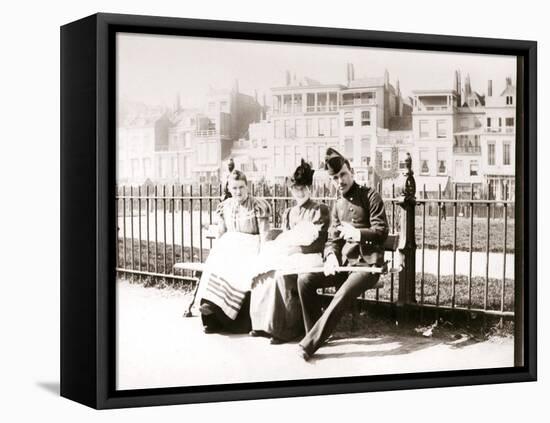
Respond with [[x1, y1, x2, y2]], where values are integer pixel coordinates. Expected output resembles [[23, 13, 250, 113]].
[[297, 148, 389, 360]]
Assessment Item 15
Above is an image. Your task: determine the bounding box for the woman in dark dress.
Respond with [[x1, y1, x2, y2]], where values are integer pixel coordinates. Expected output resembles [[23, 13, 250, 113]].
[[250, 160, 330, 344]]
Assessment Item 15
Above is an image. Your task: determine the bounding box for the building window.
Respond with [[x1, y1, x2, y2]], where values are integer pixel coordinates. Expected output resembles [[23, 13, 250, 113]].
[[455, 160, 464, 179], [420, 151, 429, 174], [361, 111, 371, 126], [274, 146, 281, 166], [261, 138, 267, 149], [488, 143, 496, 166], [437, 150, 447, 175], [330, 118, 338, 136], [506, 96, 513, 105], [284, 120, 293, 138], [382, 150, 392, 171], [459, 117, 469, 131], [184, 132, 191, 148], [329, 92, 338, 111], [503, 143, 511, 165], [306, 119, 314, 137], [360, 92, 376, 104], [183, 156, 190, 178], [306, 93, 315, 112], [306, 146, 314, 165], [131, 159, 139, 178], [171, 157, 178, 177], [344, 112, 353, 127], [293, 94, 302, 112], [398, 151, 408, 170], [318, 118, 326, 136], [361, 156, 371, 166], [284, 145, 291, 168], [436, 120, 447, 138], [486, 117, 491, 129], [419, 120, 429, 138], [274, 120, 283, 139], [143, 158, 152, 178], [296, 119, 304, 137], [344, 138, 354, 158], [272, 96, 280, 113], [470, 160, 479, 176], [294, 146, 301, 167]]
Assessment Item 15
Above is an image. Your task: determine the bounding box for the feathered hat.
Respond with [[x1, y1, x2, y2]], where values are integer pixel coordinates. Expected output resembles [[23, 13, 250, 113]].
[[290, 159, 314, 186]]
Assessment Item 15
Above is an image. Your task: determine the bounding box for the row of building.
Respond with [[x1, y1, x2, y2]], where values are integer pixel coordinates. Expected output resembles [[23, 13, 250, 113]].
[[117, 64, 516, 200]]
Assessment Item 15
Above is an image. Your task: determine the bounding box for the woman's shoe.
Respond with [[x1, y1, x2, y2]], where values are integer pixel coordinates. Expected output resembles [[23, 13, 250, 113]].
[[249, 330, 262, 337], [269, 337, 285, 345]]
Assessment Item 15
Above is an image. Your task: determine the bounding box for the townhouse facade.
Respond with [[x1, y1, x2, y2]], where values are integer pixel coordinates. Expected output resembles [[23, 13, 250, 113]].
[[117, 67, 516, 202]]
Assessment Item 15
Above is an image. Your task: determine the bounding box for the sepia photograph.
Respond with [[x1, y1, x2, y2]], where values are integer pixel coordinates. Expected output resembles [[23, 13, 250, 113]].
[[114, 32, 518, 390]]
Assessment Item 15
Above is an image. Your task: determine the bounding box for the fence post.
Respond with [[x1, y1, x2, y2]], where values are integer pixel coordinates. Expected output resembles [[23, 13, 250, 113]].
[[397, 153, 417, 305]]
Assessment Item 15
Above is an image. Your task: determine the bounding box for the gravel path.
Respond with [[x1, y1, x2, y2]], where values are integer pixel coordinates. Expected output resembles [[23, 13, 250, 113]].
[[116, 279, 514, 390]]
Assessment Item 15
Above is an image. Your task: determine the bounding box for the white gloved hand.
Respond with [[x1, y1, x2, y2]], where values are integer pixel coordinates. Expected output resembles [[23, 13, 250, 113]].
[[338, 222, 361, 242], [323, 253, 339, 276]]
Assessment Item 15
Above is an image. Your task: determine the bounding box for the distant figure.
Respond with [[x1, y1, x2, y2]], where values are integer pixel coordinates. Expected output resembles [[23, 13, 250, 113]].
[[221, 158, 235, 201], [441, 203, 447, 221]]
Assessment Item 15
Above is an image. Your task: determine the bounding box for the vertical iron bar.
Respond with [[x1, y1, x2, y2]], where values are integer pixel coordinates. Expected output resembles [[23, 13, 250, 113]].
[[199, 184, 204, 263], [209, 184, 213, 250], [485, 201, 490, 310], [154, 185, 158, 274], [130, 186, 135, 282], [146, 185, 150, 274], [421, 184, 426, 306], [468, 183, 474, 308], [122, 186, 127, 273], [115, 185, 119, 271], [436, 184, 441, 308], [171, 184, 176, 279], [501, 203, 508, 317], [390, 184, 395, 303], [163, 185, 167, 281], [452, 184, 457, 309], [180, 184, 185, 274], [190, 185, 194, 263], [138, 185, 142, 282]]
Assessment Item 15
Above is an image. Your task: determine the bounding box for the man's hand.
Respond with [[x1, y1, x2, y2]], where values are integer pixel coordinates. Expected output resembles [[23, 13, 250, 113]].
[[324, 253, 339, 276], [338, 222, 361, 242]]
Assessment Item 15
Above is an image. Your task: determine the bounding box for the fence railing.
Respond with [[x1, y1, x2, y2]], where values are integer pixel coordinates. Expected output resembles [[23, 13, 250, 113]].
[[116, 170, 515, 318]]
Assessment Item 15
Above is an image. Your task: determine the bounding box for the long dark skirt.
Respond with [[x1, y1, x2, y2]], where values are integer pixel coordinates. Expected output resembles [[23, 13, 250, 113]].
[[250, 273, 305, 342], [200, 293, 252, 334]]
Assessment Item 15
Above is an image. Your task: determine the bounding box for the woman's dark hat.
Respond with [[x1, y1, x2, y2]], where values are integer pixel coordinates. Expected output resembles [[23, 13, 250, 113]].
[[290, 159, 314, 186], [324, 148, 349, 175]]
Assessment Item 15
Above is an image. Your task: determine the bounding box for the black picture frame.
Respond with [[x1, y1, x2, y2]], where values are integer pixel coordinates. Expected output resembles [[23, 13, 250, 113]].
[[60, 12, 537, 409]]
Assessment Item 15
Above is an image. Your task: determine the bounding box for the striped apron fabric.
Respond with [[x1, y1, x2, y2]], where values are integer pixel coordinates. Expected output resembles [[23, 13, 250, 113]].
[[196, 232, 260, 320]]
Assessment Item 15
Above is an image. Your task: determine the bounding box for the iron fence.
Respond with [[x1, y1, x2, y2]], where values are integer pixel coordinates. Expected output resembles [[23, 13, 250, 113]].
[[116, 179, 515, 318]]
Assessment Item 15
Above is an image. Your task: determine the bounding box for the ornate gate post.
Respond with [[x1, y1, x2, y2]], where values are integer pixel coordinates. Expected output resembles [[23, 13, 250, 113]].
[[397, 153, 417, 305]]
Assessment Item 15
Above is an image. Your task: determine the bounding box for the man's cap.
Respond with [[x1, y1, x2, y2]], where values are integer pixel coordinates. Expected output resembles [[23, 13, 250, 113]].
[[324, 147, 350, 175]]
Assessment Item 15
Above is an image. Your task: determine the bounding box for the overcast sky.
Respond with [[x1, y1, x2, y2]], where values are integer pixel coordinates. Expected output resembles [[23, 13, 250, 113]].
[[117, 32, 517, 109]]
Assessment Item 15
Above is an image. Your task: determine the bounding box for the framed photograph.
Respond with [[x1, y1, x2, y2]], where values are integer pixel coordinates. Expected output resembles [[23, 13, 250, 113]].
[[61, 13, 537, 409]]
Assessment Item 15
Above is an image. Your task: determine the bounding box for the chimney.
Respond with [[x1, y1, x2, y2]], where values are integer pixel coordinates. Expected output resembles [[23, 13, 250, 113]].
[[457, 70, 462, 106], [285, 70, 291, 86], [254, 89, 258, 102], [465, 73, 472, 96], [384, 69, 389, 89], [350, 63, 355, 81], [487, 80, 493, 97], [346, 63, 351, 85]]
